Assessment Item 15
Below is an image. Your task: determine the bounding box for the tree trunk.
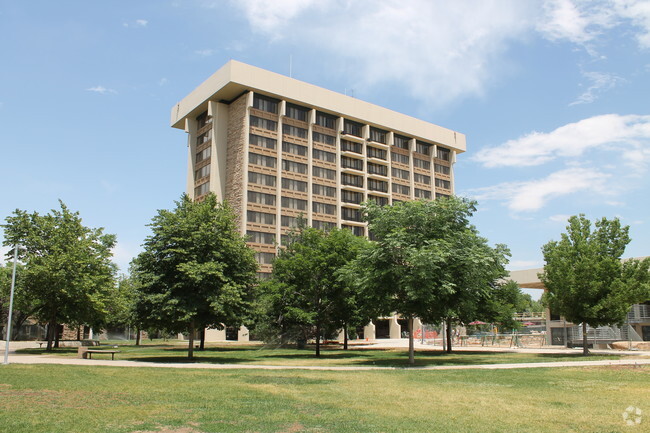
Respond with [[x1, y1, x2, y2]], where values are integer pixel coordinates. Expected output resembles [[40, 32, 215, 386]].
[[46, 321, 54, 351], [315, 322, 321, 357], [446, 318, 453, 353], [76, 326, 81, 341], [188, 320, 195, 359], [135, 328, 141, 346], [408, 318, 415, 365], [54, 323, 60, 349], [582, 322, 589, 356], [343, 324, 348, 350], [200, 328, 205, 351]]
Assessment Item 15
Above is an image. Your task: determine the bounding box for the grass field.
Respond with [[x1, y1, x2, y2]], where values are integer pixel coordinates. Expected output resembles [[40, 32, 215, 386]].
[[15, 340, 634, 367], [0, 363, 648, 433]]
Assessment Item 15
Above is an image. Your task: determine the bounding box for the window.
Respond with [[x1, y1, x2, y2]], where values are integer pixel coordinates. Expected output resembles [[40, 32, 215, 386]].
[[414, 158, 431, 170], [253, 94, 278, 114], [313, 202, 336, 215], [248, 191, 276, 206], [196, 111, 210, 129], [250, 115, 278, 131], [282, 141, 307, 156], [415, 141, 432, 156], [282, 124, 307, 139], [195, 182, 210, 197], [368, 195, 388, 206], [414, 188, 432, 199], [391, 152, 409, 164], [343, 119, 363, 137], [281, 215, 299, 227], [312, 183, 336, 197], [341, 139, 362, 154], [286, 103, 308, 121], [196, 146, 211, 163], [257, 272, 272, 281], [369, 127, 387, 144], [341, 156, 363, 171], [341, 173, 363, 187], [312, 220, 336, 231], [341, 190, 363, 204], [313, 166, 336, 180], [392, 183, 410, 195], [281, 196, 307, 210], [255, 252, 275, 265], [341, 208, 362, 222], [434, 163, 450, 175], [436, 146, 451, 161], [196, 130, 211, 146], [391, 167, 410, 180], [343, 225, 365, 236], [282, 160, 307, 174], [367, 146, 387, 160], [195, 164, 210, 180], [248, 171, 277, 187], [368, 179, 388, 193], [281, 177, 307, 192], [247, 211, 276, 225], [249, 152, 277, 168], [414, 173, 431, 185], [436, 192, 451, 199], [435, 178, 451, 189], [250, 134, 276, 150], [368, 163, 387, 176], [313, 148, 336, 163], [394, 134, 410, 149], [315, 111, 337, 129], [313, 131, 336, 146], [247, 230, 275, 244]]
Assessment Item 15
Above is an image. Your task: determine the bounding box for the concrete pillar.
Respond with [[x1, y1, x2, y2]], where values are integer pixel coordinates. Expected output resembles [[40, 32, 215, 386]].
[[364, 321, 376, 341], [389, 316, 401, 339], [237, 326, 250, 342]]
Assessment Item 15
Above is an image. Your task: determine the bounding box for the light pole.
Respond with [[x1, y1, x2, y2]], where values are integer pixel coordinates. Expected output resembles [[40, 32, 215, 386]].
[[3, 245, 19, 365]]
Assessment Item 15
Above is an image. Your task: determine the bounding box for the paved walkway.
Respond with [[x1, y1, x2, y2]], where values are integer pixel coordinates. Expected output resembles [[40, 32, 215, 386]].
[[3, 340, 650, 371]]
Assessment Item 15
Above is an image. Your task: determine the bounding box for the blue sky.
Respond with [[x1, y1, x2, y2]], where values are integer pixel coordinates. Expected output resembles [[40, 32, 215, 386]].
[[1, 1, 649, 291]]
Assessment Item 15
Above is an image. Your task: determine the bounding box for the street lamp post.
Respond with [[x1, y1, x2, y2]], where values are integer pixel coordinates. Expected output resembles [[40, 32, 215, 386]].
[[3, 245, 19, 365]]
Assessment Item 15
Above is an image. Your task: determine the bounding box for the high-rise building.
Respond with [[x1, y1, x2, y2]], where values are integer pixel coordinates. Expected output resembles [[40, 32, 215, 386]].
[[171, 60, 466, 283]]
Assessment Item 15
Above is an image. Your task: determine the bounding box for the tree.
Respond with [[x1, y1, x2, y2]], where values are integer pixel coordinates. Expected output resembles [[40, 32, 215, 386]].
[[540, 214, 650, 355], [132, 193, 258, 359], [483, 280, 530, 332], [2, 201, 117, 350], [257, 224, 368, 356], [350, 197, 509, 363]]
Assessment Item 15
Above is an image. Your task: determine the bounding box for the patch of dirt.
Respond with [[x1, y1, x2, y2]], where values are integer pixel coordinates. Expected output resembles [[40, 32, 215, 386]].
[[276, 422, 306, 433]]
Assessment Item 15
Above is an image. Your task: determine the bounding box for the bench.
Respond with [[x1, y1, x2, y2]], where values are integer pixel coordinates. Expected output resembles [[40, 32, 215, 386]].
[[77, 346, 120, 360]]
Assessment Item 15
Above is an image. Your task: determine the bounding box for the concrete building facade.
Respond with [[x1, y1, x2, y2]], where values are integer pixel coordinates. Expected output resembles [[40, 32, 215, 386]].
[[171, 61, 466, 341]]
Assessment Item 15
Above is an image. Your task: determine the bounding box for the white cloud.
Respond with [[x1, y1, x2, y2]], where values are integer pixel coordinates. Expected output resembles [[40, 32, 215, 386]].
[[605, 200, 626, 206], [508, 260, 545, 270], [158, 78, 169, 86], [538, 0, 604, 44], [112, 241, 141, 273], [549, 214, 572, 222], [194, 49, 216, 57], [123, 19, 148, 28], [86, 86, 116, 95], [473, 114, 650, 168], [569, 70, 623, 105], [468, 167, 610, 212], [231, 0, 535, 107], [613, 0, 650, 48]]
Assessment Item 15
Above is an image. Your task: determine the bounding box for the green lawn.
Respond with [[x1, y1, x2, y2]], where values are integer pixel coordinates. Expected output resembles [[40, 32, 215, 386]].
[[0, 363, 648, 433], [15, 340, 636, 367]]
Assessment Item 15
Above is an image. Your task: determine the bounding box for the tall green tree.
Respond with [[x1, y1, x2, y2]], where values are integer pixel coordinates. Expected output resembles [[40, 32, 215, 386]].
[[258, 224, 368, 356], [351, 197, 509, 363], [540, 215, 650, 355], [132, 193, 258, 359], [483, 280, 530, 332], [2, 201, 117, 350]]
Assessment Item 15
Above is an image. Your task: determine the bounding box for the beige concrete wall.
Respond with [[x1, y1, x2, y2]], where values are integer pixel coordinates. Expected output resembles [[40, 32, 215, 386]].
[[225, 93, 248, 230]]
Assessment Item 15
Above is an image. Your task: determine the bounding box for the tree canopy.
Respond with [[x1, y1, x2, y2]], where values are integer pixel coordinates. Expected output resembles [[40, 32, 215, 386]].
[[540, 214, 650, 354], [350, 197, 509, 362], [2, 201, 117, 349], [132, 193, 258, 358], [257, 223, 369, 356]]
